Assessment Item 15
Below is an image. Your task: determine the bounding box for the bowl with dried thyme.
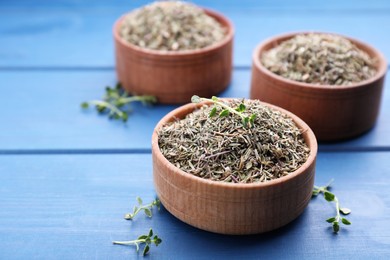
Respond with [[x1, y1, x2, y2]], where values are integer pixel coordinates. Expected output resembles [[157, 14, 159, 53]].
[[113, 1, 234, 104], [250, 32, 387, 141], [152, 96, 317, 235]]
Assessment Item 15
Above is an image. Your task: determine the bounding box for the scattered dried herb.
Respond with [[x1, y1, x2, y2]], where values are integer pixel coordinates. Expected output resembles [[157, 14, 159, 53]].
[[113, 229, 162, 256], [158, 98, 310, 183], [81, 83, 156, 122], [262, 33, 377, 85], [120, 1, 226, 51], [124, 197, 161, 220], [312, 179, 352, 233]]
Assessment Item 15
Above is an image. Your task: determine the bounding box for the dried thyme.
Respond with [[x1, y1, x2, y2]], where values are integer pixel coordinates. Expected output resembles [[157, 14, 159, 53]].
[[158, 98, 310, 183], [120, 1, 226, 51], [262, 33, 377, 85]]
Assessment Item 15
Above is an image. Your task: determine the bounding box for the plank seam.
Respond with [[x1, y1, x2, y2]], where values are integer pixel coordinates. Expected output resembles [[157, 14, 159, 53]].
[[0, 149, 151, 155], [0, 147, 390, 155], [0, 65, 389, 71]]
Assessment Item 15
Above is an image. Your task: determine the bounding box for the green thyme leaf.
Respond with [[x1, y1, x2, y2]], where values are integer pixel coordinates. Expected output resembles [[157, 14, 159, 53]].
[[209, 107, 217, 117], [236, 103, 246, 112], [143, 245, 150, 256], [219, 109, 230, 117], [341, 218, 351, 225], [81, 102, 89, 109], [326, 217, 336, 223], [333, 222, 340, 233], [249, 114, 257, 124], [324, 191, 335, 202], [144, 208, 152, 217]]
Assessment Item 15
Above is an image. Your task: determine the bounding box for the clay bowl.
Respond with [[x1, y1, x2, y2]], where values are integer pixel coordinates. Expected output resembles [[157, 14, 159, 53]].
[[250, 32, 387, 142], [152, 100, 317, 235], [113, 8, 234, 104]]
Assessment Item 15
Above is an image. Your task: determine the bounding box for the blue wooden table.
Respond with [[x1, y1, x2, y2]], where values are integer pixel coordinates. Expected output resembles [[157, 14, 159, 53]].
[[1, 1, 389, 259]]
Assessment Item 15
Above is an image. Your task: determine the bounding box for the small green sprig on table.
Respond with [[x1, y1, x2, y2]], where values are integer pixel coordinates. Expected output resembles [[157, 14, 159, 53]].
[[81, 83, 156, 122], [312, 179, 352, 233], [113, 197, 162, 256], [191, 95, 257, 128], [124, 197, 161, 220], [113, 228, 162, 256]]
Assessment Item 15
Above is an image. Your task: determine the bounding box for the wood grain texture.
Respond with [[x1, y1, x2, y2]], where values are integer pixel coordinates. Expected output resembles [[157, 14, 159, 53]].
[[0, 153, 389, 259], [250, 32, 387, 141], [0, 70, 389, 152], [0, 70, 243, 151], [1, 10, 390, 68], [152, 101, 317, 234], [1, 0, 390, 11], [0, 0, 389, 259], [114, 9, 233, 104]]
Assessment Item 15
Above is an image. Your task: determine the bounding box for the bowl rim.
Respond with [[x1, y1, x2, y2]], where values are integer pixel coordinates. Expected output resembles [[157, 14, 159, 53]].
[[252, 31, 387, 90], [113, 7, 234, 56], [152, 99, 318, 190]]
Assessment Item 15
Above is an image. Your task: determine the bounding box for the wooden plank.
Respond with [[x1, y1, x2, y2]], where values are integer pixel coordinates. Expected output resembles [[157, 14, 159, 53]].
[[1, 0, 390, 11], [0, 70, 248, 151], [0, 152, 389, 259], [1, 10, 389, 67], [0, 70, 389, 152]]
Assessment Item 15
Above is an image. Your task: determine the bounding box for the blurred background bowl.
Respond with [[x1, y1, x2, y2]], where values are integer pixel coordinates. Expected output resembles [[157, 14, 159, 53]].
[[114, 8, 234, 104], [250, 32, 387, 142]]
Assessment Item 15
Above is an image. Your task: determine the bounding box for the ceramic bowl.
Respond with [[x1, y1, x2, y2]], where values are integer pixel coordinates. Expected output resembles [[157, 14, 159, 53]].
[[113, 8, 234, 104], [250, 32, 387, 141], [152, 101, 317, 235]]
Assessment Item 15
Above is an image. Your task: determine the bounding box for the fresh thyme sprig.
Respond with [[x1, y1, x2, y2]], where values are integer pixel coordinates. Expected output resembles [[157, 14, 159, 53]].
[[191, 95, 256, 127], [81, 83, 157, 122], [312, 179, 351, 233], [113, 229, 162, 256], [124, 197, 161, 220]]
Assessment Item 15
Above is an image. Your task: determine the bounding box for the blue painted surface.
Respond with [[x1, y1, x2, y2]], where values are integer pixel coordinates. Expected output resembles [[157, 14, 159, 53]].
[[0, 153, 389, 259], [0, 0, 389, 259], [1, 0, 390, 11], [0, 70, 388, 151], [1, 8, 390, 67]]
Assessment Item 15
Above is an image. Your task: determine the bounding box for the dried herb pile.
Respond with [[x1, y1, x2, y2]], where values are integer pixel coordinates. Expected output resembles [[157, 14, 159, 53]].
[[262, 33, 377, 85], [120, 1, 226, 51], [158, 99, 310, 183]]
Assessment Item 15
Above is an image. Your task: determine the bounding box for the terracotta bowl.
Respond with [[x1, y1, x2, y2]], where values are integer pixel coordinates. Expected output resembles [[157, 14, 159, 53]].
[[250, 32, 387, 142], [152, 101, 317, 235], [113, 8, 234, 104]]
